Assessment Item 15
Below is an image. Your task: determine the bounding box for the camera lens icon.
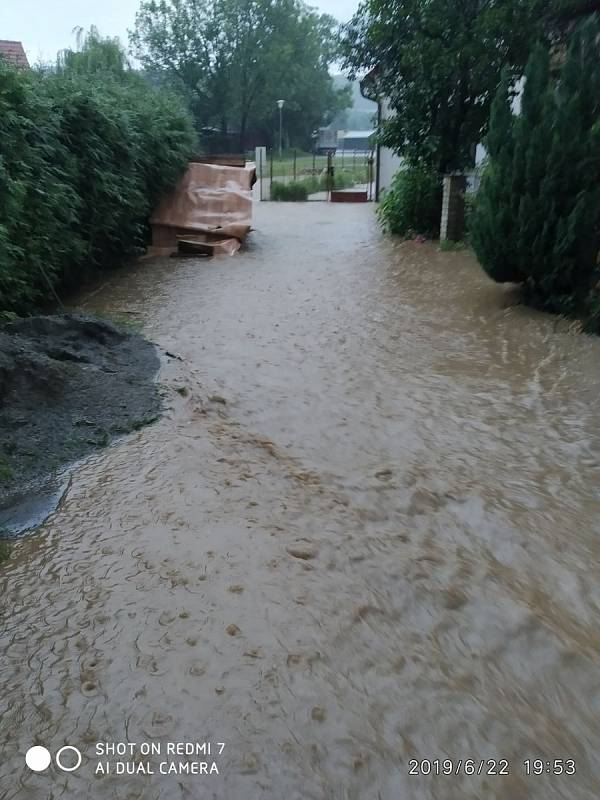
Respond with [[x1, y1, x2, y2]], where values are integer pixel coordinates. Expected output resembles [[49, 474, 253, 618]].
[[55, 746, 82, 772], [25, 745, 82, 772]]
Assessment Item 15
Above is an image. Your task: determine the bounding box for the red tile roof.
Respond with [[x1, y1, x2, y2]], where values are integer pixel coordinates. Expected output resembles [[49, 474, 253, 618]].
[[0, 40, 29, 69]]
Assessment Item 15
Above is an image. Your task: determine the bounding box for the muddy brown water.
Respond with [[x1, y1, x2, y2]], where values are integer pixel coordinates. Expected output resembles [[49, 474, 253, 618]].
[[1, 203, 600, 799]]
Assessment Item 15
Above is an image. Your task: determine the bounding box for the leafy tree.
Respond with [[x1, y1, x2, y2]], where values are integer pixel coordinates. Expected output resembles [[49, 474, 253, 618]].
[[342, 0, 543, 174], [58, 25, 130, 74], [130, 0, 350, 150], [471, 17, 600, 323]]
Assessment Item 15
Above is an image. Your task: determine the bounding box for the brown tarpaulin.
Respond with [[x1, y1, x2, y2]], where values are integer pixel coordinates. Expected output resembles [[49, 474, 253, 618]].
[[150, 161, 255, 254]]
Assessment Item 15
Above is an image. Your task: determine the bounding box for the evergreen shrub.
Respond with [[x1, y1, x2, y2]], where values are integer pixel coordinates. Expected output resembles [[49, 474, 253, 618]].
[[471, 18, 600, 321]]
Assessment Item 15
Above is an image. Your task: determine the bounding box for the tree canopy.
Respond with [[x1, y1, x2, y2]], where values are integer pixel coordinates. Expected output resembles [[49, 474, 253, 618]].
[[130, 0, 350, 150], [341, 0, 544, 173]]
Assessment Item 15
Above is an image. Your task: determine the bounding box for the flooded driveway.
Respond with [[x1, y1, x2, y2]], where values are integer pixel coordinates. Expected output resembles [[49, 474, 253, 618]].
[[2, 202, 600, 799]]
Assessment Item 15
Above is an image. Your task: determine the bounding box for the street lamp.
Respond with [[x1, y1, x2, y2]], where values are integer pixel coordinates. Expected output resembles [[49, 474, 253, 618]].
[[311, 129, 319, 174], [276, 99, 285, 159]]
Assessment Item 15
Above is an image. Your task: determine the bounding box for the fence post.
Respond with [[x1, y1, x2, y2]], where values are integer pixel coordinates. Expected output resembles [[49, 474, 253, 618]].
[[270, 152, 274, 200], [259, 148, 263, 201], [293, 149, 297, 182], [367, 154, 374, 200]]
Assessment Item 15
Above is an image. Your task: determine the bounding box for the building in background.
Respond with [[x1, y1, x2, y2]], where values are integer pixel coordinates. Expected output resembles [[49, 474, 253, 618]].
[[0, 40, 29, 69], [316, 127, 339, 154], [337, 130, 375, 154]]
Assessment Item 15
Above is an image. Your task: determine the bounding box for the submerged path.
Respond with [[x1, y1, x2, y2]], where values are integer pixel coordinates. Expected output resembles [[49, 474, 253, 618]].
[[2, 203, 600, 799]]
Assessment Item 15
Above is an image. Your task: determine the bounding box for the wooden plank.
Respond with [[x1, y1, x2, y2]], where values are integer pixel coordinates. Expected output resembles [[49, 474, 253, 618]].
[[177, 238, 217, 255], [189, 155, 247, 167]]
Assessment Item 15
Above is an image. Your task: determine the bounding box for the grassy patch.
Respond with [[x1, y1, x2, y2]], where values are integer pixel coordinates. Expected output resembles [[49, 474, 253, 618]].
[[270, 169, 367, 201]]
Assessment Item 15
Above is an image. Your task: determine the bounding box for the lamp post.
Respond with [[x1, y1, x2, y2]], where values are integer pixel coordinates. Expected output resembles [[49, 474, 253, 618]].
[[311, 129, 318, 175], [276, 99, 285, 159]]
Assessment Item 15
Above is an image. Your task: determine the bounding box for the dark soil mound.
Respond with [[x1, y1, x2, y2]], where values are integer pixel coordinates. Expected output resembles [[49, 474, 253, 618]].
[[0, 314, 160, 535]]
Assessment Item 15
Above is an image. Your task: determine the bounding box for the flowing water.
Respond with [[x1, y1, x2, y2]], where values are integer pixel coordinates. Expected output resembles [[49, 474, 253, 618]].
[[1, 203, 600, 799]]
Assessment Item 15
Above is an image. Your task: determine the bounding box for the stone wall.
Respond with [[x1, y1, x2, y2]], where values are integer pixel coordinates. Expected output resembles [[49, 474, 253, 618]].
[[440, 174, 467, 242]]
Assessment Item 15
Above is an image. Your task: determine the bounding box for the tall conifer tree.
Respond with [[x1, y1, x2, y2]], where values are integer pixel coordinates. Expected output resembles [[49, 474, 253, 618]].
[[472, 16, 600, 319]]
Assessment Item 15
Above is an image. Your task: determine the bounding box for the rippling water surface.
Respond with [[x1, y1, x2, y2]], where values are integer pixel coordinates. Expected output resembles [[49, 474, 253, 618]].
[[1, 203, 600, 799]]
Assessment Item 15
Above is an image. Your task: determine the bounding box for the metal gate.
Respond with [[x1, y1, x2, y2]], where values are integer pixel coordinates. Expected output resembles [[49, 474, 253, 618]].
[[255, 148, 375, 202]]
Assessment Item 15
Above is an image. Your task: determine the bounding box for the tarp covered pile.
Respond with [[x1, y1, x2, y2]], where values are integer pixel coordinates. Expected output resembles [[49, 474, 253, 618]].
[[150, 160, 255, 256]]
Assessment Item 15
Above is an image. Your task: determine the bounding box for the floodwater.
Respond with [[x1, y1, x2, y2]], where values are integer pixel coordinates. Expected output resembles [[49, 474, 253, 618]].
[[2, 203, 600, 799]]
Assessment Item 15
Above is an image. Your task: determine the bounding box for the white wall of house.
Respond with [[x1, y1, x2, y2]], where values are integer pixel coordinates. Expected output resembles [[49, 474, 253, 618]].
[[378, 98, 403, 196], [376, 79, 519, 197], [472, 76, 524, 171]]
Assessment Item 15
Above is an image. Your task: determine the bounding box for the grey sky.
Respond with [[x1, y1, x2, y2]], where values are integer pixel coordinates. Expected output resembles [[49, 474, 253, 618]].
[[0, 0, 360, 65]]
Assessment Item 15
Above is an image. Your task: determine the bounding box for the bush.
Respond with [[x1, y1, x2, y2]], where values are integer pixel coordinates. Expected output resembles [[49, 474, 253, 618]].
[[0, 31, 196, 313], [377, 166, 440, 237], [271, 181, 309, 201], [471, 19, 600, 319]]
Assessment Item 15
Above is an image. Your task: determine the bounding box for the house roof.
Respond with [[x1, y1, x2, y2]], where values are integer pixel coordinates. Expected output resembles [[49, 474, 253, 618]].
[[341, 130, 376, 139], [359, 66, 381, 102], [0, 40, 29, 68]]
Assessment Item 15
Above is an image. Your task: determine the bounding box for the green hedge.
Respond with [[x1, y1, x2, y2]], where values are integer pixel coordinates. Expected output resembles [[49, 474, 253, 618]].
[[0, 34, 196, 313]]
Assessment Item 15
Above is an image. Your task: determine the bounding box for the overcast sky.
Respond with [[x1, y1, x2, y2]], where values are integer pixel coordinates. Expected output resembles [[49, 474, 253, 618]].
[[0, 0, 360, 65]]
